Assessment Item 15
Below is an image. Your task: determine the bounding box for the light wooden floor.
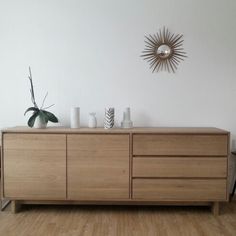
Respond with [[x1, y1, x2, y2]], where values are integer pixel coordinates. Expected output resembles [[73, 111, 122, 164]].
[[1, 201, 236, 236]]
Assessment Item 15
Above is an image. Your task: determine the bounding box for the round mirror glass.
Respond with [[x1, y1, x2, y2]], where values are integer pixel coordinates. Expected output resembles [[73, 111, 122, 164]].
[[156, 44, 171, 59]]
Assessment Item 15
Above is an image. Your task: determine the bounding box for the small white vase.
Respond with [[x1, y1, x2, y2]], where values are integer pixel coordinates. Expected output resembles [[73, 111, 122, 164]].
[[34, 116, 47, 129], [88, 113, 97, 128]]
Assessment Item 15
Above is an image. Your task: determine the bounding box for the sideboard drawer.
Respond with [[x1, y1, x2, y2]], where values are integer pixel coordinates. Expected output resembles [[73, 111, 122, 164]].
[[133, 179, 226, 201], [133, 157, 227, 178], [133, 134, 228, 156]]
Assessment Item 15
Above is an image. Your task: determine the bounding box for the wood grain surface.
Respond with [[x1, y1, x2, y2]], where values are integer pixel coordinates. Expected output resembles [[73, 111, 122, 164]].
[[133, 157, 227, 178], [67, 134, 129, 200], [3, 133, 66, 199], [133, 134, 228, 156], [133, 179, 227, 201]]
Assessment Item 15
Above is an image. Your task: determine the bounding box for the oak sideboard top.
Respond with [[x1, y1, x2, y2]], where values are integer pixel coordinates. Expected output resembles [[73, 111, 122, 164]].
[[1, 126, 229, 135]]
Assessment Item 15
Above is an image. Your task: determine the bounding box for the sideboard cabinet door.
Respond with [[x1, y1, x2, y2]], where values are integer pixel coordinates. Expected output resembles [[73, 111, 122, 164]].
[[67, 134, 129, 200], [3, 134, 66, 200]]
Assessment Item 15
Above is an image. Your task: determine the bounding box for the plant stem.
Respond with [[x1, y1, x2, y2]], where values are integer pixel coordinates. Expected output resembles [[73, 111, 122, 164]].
[[40, 92, 48, 109], [43, 104, 55, 110], [28, 66, 38, 108]]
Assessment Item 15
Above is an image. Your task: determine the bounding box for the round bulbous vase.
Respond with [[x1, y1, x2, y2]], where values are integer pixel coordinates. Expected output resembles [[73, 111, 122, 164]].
[[34, 116, 47, 129], [88, 113, 97, 128]]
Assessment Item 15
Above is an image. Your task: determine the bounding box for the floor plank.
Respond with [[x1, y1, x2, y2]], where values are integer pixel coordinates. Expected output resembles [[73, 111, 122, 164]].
[[1, 202, 236, 236]]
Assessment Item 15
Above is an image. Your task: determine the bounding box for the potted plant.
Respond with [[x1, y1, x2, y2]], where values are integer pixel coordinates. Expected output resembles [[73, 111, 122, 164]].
[[24, 67, 59, 128]]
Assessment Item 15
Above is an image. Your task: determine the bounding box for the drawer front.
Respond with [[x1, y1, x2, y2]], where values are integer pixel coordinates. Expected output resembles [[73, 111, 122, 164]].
[[133, 179, 226, 201], [133, 157, 227, 178], [133, 134, 228, 156]]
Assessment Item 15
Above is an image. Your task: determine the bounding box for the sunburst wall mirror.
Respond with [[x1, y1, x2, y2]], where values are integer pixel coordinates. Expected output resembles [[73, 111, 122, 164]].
[[141, 27, 187, 73]]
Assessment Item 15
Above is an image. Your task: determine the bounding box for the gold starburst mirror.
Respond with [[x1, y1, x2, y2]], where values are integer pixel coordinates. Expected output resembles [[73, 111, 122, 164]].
[[141, 27, 187, 73]]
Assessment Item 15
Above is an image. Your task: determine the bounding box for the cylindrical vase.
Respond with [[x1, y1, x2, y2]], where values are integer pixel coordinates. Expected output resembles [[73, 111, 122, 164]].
[[104, 107, 114, 129], [70, 107, 80, 128]]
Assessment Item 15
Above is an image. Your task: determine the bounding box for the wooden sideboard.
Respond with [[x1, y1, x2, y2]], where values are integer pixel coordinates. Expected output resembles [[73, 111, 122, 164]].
[[1, 127, 230, 215]]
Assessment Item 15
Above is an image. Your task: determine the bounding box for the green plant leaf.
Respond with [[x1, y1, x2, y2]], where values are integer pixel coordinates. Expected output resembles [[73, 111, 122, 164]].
[[27, 111, 39, 127], [42, 110, 58, 123], [24, 107, 39, 116]]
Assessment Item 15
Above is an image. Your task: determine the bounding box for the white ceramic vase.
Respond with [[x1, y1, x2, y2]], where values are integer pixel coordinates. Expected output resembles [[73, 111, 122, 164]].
[[34, 115, 47, 129], [121, 107, 133, 128], [70, 107, 80, 128], [88, 113, 97, 128]]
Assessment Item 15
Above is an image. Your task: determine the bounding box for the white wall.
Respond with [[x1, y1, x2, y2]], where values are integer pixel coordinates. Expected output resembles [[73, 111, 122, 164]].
[[0, 0, 236, 142]]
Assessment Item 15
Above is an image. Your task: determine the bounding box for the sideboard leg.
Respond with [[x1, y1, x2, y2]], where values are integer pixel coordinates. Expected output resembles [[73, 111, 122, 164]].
[[11, 200, 21, 213], [212, 202, 220, 216]]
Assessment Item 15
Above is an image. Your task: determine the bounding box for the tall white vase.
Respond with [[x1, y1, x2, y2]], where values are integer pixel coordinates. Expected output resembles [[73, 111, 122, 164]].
[[70, 107, 80, 128]]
